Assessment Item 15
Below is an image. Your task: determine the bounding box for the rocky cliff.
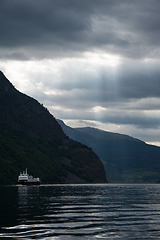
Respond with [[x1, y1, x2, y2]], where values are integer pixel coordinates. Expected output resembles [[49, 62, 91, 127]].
[[0, 71, 107, 184]]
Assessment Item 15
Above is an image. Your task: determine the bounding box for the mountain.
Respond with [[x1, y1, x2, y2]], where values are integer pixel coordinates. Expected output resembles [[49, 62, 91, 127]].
[[57, 119, 160, 183], [0, 71, 107, 184]]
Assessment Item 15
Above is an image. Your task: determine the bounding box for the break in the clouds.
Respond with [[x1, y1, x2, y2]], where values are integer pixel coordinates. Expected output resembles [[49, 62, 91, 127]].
[[0, 0, 160, 145]]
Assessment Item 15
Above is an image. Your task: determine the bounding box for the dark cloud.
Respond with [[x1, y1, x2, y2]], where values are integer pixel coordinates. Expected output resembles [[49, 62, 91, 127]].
[[1, 0, 160, 60], [1, 0, 160, 144], [0, 1, 91, 46], [97, 112, 160, 129]]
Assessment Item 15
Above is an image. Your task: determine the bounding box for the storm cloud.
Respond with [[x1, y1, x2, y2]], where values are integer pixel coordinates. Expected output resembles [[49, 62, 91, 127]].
[[1, 0, 160, 145], [1, 0, 160, 59]]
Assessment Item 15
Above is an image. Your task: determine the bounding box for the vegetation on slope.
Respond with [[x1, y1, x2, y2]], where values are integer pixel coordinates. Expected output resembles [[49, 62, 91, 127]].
[[0, 71, 107, 184], [58, 119, 160, 183]]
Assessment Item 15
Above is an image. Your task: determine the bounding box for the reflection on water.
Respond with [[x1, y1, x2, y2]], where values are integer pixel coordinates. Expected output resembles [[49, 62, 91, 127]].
[[1, 184, 160, 239], [18, 185, 40, 207]]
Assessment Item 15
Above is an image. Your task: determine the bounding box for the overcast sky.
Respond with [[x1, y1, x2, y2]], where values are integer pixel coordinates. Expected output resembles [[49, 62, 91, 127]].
[[1, 0, 160, 145]]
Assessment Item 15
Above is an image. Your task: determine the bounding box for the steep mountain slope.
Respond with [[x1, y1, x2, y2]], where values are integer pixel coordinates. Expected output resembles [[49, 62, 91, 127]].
[[57, 119, 160, 183], [0, 71, 107, 184]]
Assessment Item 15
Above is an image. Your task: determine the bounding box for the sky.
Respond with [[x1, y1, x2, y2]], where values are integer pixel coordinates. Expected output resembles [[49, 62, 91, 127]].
[[1, 0, 160, 146]]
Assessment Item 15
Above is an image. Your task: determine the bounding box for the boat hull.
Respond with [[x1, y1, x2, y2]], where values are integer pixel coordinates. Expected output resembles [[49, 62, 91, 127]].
[[18, 181, 40, 185]]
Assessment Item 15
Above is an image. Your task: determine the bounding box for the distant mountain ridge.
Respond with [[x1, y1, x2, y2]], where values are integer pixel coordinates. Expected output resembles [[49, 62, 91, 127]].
[[57, 119, 160, 183], [0, 71, 107, 184]]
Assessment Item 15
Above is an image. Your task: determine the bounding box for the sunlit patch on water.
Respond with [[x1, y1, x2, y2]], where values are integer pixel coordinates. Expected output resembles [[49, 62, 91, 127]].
[[1, 184, 160, 239]]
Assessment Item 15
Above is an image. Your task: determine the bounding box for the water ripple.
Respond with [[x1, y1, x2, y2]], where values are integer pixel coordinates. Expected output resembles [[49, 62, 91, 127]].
[[1, 184, 160, 239]]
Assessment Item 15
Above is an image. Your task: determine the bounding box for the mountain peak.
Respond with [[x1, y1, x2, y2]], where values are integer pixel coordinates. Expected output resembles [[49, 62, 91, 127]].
[[0, 70, 4, 76], [0, 71, 16, 93], [0, 70, 9, 82], [0, 71, 66, 140], [0, 72, 107, 184]]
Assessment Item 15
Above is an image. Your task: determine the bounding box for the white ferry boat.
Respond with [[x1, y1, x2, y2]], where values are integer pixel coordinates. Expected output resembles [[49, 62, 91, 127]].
[[18, 168, 40, 185]]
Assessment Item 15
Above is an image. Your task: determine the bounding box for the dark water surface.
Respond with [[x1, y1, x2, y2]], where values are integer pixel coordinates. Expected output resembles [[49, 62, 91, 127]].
[[1, 184, 160, 239]]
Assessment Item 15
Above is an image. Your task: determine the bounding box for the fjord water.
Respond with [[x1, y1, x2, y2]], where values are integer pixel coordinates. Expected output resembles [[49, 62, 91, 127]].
[[1, 184, 160, 239]]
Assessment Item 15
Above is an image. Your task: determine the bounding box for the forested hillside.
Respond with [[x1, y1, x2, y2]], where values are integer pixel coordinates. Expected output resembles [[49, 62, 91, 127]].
[[58, 119, 160, 183], [0, 71, 107, 184]]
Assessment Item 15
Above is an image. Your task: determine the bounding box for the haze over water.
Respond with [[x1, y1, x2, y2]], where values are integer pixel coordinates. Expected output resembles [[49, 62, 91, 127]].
[[1, 184, 160, 239]]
